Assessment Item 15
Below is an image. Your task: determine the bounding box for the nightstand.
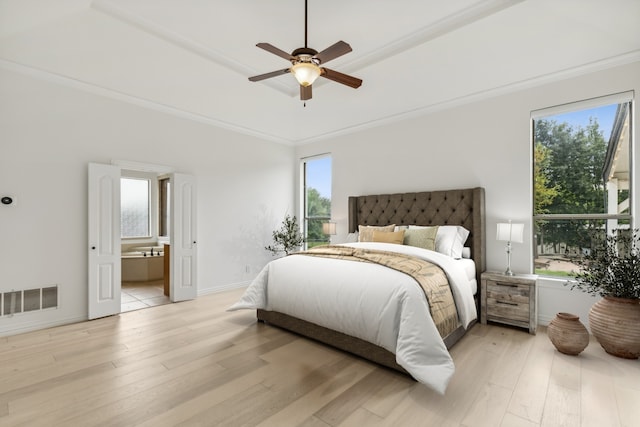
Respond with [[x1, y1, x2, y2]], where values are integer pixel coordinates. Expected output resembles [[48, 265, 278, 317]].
[[480, 271, 538, 334]]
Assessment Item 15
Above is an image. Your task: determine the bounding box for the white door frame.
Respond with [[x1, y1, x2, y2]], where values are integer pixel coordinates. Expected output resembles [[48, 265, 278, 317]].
[[88, 162, 197, 318]]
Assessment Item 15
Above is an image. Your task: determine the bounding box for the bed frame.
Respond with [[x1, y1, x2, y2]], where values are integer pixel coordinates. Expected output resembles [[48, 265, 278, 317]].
[[257, 187, 486, 375]]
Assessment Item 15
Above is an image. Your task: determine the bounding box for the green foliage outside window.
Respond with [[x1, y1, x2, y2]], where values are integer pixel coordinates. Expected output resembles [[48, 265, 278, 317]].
[[534, 118, 608, 253], [306, 187, 331, 248]]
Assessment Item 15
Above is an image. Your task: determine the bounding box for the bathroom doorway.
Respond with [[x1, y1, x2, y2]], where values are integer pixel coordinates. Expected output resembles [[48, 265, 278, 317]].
[[88, 162, 197, 320], [120, 172, 170, 312]]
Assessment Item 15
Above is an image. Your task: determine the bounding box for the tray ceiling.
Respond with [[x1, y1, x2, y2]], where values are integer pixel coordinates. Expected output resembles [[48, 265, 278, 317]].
[[1, 0, 639, 145]]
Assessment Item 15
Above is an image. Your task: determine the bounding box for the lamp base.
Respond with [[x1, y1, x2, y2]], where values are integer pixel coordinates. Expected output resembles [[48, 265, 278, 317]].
[[504, 269, 515, 276]]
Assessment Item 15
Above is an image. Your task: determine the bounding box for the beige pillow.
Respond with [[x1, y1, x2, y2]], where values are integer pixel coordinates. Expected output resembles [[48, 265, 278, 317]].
[[371, 230, 405, 245], [358, 224, 396, 242], [404, 226, 439, 251]]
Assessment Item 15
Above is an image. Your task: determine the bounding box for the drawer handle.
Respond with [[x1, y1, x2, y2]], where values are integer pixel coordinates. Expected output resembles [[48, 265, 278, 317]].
[[497, 301, 518, 306], [495, 282, 518, 287]]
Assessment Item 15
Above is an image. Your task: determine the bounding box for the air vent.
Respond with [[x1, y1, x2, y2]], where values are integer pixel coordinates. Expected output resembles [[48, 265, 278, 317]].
[[1, 286, 58, 316]]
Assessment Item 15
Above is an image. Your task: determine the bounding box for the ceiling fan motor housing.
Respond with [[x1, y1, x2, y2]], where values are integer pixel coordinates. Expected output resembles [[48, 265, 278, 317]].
[[292, 47, 319, 63]]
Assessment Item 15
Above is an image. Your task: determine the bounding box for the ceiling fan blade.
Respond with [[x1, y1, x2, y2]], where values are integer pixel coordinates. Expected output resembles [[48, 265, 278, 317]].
[[314, 41, 352, 64], [248, 68, 291, 82], [256, 43, 293, 61], [300, 85, 312, 101], [320, 68, 362, 89]]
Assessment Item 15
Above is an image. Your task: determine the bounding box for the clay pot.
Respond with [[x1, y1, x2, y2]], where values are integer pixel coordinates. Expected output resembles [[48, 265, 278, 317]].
[[589, 296, 640, 359], [547, 312, 589, 355]]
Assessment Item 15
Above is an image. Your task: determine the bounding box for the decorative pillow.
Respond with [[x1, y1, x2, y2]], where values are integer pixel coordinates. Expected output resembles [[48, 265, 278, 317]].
[[403, 226, 439, 251], [358, 224, 396, 242], [371, 230, 405, 245], [409, 225, 470, 258]]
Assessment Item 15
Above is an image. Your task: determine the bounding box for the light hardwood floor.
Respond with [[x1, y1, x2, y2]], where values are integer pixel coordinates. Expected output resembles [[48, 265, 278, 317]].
[[1, 287, 638, 427]]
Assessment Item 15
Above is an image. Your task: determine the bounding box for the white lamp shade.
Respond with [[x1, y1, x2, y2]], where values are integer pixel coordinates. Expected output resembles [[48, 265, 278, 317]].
[[496, 222, 524, 243], [291, 62, 321, 86], [322, 222, 336, 235]]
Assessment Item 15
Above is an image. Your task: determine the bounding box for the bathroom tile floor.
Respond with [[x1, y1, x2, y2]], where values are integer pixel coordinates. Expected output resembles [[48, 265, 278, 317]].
[[121, 279, 170, 312]]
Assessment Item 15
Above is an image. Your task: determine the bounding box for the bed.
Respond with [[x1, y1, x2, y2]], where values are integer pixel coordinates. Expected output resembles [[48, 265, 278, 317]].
[[229, 187, 485, 393]]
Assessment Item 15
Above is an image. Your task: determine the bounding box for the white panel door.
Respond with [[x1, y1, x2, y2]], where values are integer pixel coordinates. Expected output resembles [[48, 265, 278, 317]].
[[170, 173, 197, 302], [88, 163, 121, 319]]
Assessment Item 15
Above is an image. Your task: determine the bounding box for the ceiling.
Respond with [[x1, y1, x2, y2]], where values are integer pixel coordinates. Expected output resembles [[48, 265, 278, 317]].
[[1, 0, 639, 145]]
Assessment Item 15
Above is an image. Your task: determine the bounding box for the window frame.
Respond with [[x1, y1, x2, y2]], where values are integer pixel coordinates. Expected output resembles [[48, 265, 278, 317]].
[[120, 170, 158, 243], [300, 154, 332, 250], [531, 91, 634, 276]]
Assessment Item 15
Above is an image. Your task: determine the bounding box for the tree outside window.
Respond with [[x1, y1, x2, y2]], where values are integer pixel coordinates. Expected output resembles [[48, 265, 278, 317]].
[[533, 96, 632, 277], [302, 156, 332, 249]]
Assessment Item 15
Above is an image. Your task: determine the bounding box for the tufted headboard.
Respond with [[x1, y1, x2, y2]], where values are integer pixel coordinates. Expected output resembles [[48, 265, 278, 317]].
[[348, 187, 486, 284]]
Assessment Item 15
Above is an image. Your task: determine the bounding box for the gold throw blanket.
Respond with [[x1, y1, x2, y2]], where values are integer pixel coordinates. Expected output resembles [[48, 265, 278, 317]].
[[294, 245, 460, 338]]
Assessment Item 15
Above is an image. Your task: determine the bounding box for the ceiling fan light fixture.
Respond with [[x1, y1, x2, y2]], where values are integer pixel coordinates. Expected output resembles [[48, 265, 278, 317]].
[[291, 62, 321, 87]]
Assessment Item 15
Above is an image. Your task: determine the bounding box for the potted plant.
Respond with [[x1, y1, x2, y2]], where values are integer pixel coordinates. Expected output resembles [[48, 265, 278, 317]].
[[568, 228, 640, 359], [265, 214, 304, 256]]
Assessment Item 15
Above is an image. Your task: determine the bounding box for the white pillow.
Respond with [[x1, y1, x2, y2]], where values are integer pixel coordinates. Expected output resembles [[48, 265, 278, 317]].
[[345, 233, 359, 243], [461, 247, 471, 259], [409, 225, 470, 258]]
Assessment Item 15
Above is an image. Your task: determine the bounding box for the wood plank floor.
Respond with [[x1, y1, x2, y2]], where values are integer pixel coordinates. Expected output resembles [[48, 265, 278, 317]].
[[1, 287, 638, 426]]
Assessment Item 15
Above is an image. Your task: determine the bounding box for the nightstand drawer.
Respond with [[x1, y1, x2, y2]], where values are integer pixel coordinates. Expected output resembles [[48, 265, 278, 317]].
[[486, 281, 531, 302], [486, 299, 529, 322]]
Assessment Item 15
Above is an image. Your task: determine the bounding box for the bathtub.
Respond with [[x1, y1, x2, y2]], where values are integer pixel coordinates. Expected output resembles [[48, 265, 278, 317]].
[[121, 250, 164, 282]]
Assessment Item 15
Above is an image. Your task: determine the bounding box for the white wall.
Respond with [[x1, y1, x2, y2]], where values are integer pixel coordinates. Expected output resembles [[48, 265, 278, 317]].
[[0, 67, 294, 335], [295, 61, 640, 330], [2, 60, 638, 336]]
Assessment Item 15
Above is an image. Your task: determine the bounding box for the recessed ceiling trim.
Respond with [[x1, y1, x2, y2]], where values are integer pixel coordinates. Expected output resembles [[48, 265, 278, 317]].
[[91, 0, 522, 98], [296, 50, 640, 146], [91, 0, 294, 97], [3, 49, 637, 147], [302, 0, 526, 89], [0, 58, 295, 146]]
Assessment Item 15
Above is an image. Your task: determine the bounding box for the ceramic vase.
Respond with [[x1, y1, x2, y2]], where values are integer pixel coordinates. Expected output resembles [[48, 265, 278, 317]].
[[589, 296, 640, 359], [547, 312, 589, 356]]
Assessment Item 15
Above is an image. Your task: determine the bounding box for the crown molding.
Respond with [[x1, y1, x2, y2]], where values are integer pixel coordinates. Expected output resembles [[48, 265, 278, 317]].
[[0, 58, 294, 146], [296, 50, 640, 145], [91, 0, 298, 98], [2, 49, 638, 147]]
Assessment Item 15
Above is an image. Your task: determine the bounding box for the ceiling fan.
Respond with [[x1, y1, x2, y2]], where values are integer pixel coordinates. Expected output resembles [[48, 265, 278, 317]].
[[248, 0, 362, 102]]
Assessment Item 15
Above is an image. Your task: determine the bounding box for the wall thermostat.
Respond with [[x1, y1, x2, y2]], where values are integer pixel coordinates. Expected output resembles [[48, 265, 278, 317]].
[[1, 196, 15, 206]]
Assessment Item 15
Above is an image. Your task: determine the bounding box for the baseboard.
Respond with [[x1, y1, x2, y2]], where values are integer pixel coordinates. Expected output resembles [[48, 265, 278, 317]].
[[0, 314, 87, 337], [1, 282, 251, 337], [537, 314, 553, 326], [198, 281, 250, 296]]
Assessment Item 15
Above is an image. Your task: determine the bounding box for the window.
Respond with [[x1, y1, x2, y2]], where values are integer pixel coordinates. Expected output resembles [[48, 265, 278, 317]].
[[532, 93, 633, 277], [302, 155, 332, 249], [121, 177, 151, 238]]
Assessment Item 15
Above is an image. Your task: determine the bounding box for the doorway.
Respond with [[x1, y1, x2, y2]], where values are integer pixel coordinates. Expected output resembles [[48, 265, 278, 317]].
[[119, 172, 170, 312], [88, 162, 198, 320]]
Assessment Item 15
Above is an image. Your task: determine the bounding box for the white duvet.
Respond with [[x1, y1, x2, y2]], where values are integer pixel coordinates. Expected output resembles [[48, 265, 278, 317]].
[[228, 242, 477, 394]]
